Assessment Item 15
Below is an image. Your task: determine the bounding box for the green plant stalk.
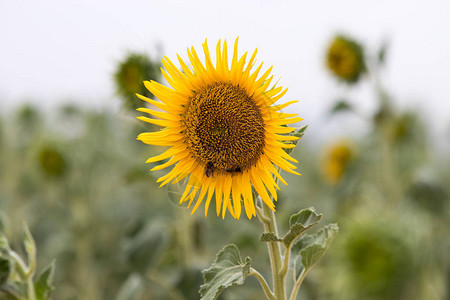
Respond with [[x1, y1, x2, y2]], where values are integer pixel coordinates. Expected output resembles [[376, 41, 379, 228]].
[[27, 275, 37, 300], [10, 252, 36, 300], [289, 268, 307, 300], [260, 202, 286, 300], [249, 268, 275, 300], [9, 252, 28, 280], [280, 243, 291, 282]]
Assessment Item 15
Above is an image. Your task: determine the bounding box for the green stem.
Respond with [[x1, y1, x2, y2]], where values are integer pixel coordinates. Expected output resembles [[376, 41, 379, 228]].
[[288, 268, 307, 300], [26, 276, 36, 300], [9, 252, 28, 280], [255, 204, 271, 224], [10, 252, 36, 300], [279, 243, 291, 279], [259, 200, 286, 300], [249, 268, 275, 300]]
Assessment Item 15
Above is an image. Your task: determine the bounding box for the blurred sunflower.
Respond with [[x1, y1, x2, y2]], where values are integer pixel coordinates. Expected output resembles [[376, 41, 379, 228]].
[[321, 140, 354, 184], [39, 147, 67, 178], [333, 219, 417, 300], [326, 35, 365, 84], [115, 53, 161, 110], [137, 39, 302, 219]]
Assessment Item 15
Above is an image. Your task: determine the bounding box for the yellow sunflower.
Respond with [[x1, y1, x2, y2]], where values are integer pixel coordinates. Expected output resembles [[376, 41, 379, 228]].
[[321, 140, 354, 184], [326, 35, 365, 84], [137, 39, 302, 219]]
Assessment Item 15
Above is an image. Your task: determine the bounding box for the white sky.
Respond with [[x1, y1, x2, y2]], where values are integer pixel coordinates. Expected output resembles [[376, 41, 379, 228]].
[[1, 0, 450, 147]]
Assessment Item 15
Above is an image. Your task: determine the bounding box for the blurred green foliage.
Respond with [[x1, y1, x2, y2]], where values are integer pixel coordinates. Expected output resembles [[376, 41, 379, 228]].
[[0, 224, 55, 300], [114, 53, 162, 110], [0, 36, 449, 300]]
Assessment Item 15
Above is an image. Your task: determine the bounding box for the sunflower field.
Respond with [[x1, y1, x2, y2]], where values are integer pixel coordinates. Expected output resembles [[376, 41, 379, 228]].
[[0, 35, 449, 300]]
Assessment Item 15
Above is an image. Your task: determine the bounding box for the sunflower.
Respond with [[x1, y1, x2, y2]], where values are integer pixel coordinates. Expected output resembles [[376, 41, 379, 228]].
[[321, 140, 354, 184], [137, 39, 302, 219], [326, 35, 365, 84]]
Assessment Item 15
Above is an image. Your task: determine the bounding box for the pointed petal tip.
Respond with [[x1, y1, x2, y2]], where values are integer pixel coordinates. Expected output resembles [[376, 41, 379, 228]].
[[143, 81, 152, 90], [150, 165, 163, 171]]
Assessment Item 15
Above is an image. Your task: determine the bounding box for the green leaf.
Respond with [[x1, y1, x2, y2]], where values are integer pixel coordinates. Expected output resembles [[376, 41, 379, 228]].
[[260, 232, 282, 242], [0, 254, 10, 286], [199, 244, 251, 300], [34, 260, 56, 300], [2, 283, 28, 299], [293, 223, 339, 271], [23, 223, 36, 276], [282, 207, 322, 247], [284, 125, 308, 155], [0, 233, 11, 286]]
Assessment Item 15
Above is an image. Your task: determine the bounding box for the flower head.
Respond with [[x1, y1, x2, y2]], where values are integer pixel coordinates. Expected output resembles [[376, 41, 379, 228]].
[[326, 35, 365, 84], [137, 39, 302, 219]]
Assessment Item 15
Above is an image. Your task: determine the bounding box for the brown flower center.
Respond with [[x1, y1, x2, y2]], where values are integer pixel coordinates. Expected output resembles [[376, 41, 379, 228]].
[[182, 81, 265, 175]]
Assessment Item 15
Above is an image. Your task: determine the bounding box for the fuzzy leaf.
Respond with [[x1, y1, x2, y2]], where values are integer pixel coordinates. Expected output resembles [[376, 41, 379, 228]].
[[34, 260, 56, 300], [199, 244, 251, 300], [293, 223, 339, 271], [284, 125, 308, 155], [283, 207, 322, 247], [260, 232, 282, 242]]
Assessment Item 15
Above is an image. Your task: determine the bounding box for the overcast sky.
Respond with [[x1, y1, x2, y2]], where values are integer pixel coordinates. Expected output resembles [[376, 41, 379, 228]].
[[1, 0, 449, 147]]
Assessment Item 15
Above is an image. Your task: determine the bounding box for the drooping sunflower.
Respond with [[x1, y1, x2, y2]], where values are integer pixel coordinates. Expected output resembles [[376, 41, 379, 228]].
[[137, 39, 302, 219], [326, 35, 365, 84]]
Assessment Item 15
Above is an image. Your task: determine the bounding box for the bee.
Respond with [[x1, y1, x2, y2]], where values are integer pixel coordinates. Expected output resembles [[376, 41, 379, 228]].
[[225, 166, 242, 174], [205, 162, 214, 177]]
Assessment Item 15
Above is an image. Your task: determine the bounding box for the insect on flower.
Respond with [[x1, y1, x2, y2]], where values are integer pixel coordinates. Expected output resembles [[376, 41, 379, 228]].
[[137, 38, 302, 219]]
